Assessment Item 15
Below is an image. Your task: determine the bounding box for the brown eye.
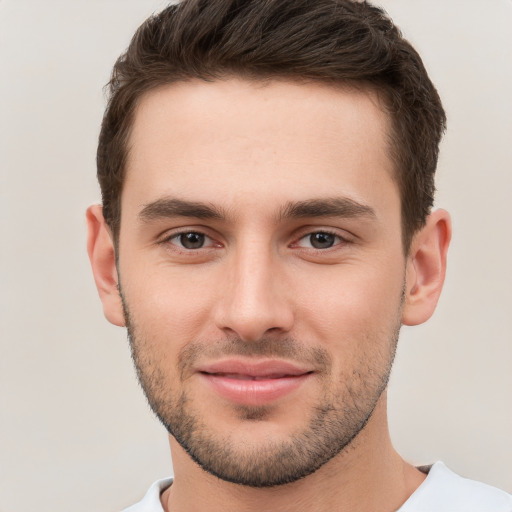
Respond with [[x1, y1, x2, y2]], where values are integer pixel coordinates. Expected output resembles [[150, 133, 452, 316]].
[[178, 232, 206, 249], [309, 232, 336, 249]]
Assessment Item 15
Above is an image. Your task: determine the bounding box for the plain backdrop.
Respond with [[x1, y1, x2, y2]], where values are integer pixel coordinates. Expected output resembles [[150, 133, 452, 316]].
[[1, 1, 511, 511]]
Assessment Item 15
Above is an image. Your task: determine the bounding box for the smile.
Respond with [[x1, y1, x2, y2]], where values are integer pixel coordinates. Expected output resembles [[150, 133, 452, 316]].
[[207, 373, 293, 380], [197, 360, 314, 406]]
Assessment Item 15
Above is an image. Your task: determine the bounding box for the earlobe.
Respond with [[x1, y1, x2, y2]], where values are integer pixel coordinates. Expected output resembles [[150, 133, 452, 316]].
[[86, 205, 126, 327], [402, 209, 452, 326]]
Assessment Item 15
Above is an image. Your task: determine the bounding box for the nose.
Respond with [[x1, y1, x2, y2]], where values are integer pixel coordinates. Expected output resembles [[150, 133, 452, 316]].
[[213, 243, 294, 342]]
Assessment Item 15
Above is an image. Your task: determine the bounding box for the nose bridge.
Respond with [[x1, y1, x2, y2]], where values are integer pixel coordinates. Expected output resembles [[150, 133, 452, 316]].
[[214, 236, 293, 341]]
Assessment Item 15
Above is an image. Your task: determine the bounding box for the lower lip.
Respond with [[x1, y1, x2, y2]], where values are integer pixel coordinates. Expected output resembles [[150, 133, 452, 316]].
[[200, 373, 312, 406]]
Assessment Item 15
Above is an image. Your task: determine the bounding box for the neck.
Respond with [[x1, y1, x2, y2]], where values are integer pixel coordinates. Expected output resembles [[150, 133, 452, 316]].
[[161, 394, 426, 512]]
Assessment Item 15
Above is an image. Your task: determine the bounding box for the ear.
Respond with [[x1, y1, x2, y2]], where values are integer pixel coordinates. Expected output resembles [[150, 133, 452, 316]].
[[86, 204, 125, 327], [402, 209, 452, 326]]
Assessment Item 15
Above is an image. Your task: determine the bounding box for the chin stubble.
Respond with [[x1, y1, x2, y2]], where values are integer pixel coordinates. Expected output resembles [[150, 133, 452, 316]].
[[119, 285, 402, 487]]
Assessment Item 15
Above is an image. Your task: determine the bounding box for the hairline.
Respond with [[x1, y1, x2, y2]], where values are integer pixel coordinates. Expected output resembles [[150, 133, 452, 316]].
[[109, 75, 416, 255]]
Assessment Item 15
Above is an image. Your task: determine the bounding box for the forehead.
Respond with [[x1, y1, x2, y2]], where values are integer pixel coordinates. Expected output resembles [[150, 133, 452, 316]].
[[124, 78, 398, 217]]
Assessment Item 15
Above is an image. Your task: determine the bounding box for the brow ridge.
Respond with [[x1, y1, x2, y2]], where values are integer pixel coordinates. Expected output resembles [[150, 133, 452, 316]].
[[139, 198, 226, 222], [138, 196, 375, 224], [279, 197, 376, 220]]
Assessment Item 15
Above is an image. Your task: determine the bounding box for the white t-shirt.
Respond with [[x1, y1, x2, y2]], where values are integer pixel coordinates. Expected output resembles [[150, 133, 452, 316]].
[[122, 462, 512, 512]]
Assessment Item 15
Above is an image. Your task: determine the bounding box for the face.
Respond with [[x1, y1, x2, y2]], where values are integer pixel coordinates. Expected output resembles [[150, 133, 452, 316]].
[[117, 79, 406, 486]]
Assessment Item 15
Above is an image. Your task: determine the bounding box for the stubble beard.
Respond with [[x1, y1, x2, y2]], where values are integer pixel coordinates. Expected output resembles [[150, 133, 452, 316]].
[[121, 293, 401, 488]]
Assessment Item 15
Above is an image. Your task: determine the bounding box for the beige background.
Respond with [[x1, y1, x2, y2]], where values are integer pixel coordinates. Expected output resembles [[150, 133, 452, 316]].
[[1, 1, 511, 511]]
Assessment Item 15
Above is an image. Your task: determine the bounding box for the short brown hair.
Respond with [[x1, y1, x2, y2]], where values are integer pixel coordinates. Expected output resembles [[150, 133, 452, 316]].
[[97, 0, 446, 250]]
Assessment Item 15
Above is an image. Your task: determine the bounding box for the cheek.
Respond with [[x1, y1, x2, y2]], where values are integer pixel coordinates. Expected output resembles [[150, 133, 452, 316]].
[[294, 259, 405, 350], [121, 262, 219, 356]]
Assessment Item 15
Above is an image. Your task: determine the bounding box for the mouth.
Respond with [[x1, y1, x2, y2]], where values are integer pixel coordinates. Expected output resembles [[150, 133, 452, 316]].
[[205, 372, 299, 380], [197, 359, 314, 406]]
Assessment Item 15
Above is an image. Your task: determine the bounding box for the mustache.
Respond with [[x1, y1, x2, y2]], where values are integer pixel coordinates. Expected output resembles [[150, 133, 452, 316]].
[[178, 336, 332, 381]]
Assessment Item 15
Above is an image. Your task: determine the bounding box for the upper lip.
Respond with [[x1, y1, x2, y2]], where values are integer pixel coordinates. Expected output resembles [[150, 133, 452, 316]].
[[197, 359, 314, 378]]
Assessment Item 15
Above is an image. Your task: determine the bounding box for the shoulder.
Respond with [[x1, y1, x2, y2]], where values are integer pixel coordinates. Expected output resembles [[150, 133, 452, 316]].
[[400, 462, 512, 512], [121, 478, 173, 512]]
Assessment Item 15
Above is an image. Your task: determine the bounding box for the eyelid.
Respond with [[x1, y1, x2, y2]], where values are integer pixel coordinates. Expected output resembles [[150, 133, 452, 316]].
[[295, 231, 342, 249], [158, 227, 222, 249], [290, 227, 353, 248], [171, 232, 213, 248], [156, 225, 353, 251]]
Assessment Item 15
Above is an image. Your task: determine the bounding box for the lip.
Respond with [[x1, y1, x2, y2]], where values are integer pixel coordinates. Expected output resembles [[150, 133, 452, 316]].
[[197, 359, 314, 406]]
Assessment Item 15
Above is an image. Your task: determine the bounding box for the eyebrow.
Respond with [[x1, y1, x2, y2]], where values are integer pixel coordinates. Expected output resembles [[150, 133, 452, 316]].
[[139, 198, 226, 222], [278, 197, 376, 220], [138, 196, 376, 223]]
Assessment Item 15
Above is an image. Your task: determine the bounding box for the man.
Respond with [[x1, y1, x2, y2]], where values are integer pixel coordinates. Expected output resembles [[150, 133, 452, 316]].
[[86, 0, 512, 510]]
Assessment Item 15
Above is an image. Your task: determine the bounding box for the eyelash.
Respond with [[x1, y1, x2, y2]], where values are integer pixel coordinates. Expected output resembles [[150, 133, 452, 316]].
[[162, 231, 219, 251], [160, 228, 350, 253], [292, 230, 347, 250]]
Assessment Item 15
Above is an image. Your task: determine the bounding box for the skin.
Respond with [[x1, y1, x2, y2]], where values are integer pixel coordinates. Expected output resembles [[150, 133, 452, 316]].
[[87, 79, 451, 511]]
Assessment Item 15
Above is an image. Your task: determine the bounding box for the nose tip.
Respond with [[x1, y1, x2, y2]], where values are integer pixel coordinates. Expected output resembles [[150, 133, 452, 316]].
[[217, 302, 292, 342], [213, 260, 294, 342]]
